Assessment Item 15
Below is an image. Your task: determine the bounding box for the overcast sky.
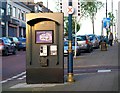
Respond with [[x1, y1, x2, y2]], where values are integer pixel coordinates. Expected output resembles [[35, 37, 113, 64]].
[[34, 0, 120, 35]]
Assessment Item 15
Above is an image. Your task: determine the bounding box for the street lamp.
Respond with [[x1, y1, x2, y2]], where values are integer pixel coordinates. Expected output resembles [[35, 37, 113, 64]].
[[106, 0, 107, 18]]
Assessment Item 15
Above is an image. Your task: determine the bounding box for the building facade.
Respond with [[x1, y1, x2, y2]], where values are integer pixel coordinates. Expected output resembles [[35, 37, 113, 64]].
[[1, 0, 52, 37], [2, 0, 32, 37], [0, 1, 6, 38]]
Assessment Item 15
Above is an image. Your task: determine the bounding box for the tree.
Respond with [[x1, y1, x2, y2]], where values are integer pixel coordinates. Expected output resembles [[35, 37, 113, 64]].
[[108, 12, 115, 27], [81, 0, 104, 34], [64, 17, 81, 36]]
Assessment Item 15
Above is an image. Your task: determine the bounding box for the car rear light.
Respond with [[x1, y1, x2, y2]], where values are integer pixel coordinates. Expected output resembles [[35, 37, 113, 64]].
[[0, 42, 4, 46], [0, 42, 4, 50], [86, 40, 88, 44]]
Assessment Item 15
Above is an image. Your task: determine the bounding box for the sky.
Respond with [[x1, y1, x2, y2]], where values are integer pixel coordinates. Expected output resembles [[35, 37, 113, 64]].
[[34, 0, 120, 35]]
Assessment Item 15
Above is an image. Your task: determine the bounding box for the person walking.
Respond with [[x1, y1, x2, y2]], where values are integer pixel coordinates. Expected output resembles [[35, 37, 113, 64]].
[[109, 32, 113, 46]]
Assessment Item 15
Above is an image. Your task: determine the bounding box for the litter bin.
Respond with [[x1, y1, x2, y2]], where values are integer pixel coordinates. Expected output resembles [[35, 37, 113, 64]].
[[100, 41, 107, 51]]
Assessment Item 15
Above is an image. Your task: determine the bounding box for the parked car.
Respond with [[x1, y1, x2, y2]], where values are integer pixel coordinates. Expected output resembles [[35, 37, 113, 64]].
[[97, 35, 101, 44], [88, 34, 99, 48], [0, 37, 16, 56], [76, 35, 93, 53], [17, 37, 26, 51], [64, 41, 81, 56], [8, 37, 20, 50]]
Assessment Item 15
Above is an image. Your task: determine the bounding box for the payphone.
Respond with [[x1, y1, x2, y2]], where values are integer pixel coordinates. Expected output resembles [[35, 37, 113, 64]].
[[26, 13, 64, 83]]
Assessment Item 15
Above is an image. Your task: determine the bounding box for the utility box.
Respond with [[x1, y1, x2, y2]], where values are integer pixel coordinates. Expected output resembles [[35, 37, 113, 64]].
[[26, 13, 64, 84], [100, 42, 107, 51]]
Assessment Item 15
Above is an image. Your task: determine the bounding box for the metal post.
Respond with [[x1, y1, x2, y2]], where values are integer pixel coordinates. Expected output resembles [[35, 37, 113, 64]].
[[101, 20, 103, 36], [106, 0, 107, 18], [67, 0, 74, 82], [106, 0, 108, 43], [111, 0, 113, 33], [47, 0, 48, 9], [74, 16, 77, 58]]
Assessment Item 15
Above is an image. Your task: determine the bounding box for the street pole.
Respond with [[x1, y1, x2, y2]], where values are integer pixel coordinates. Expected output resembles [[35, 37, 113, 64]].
[[101, 20, 103, 36], [47, 0, 48, 9], [115, 10, 117, 41], [111, 0, 113, 33], [106, 0, 108, 42], [67, 0, 74, 83], [74, 16, 77, 58], [106, 0, 107, 18]]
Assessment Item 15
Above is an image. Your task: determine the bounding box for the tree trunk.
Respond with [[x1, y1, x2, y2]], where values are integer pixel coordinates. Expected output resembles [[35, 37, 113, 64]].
[[92, 18, 95, 34]]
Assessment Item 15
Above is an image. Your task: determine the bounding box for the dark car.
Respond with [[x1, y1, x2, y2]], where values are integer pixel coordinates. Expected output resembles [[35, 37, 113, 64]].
[[0, 37, 16, 56], [17, 37, 26, 51], [8, 37, 20, 50]]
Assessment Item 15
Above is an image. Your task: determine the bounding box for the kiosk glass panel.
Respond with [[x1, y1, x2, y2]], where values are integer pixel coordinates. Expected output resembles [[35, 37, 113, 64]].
[[35, 30, 53, 44]]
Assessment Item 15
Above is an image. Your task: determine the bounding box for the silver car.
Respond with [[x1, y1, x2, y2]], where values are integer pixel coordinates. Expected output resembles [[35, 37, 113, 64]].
[[76, 35, 93, 53], [88, 34, 99, 48]]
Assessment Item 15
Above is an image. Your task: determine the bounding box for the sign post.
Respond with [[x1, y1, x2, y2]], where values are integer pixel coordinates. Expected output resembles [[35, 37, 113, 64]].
[[67, 0, 75, 83]]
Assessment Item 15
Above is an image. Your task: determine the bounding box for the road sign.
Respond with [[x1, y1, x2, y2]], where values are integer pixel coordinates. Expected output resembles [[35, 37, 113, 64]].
[[103, 18, 111, 28], [67, 6, 74, 14]]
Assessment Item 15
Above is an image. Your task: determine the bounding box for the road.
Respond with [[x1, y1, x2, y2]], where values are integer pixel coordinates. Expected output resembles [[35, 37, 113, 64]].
[[2, 51, 26, 80], [1, 43, 119, 91]]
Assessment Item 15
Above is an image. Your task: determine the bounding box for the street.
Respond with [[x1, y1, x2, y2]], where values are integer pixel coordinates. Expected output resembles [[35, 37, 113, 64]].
[[1, 43, 119, 92]]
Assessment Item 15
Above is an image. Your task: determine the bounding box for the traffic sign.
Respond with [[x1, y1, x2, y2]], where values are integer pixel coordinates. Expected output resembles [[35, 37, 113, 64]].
[[103, 18, 111, 28], [67, 6, 74, 14]]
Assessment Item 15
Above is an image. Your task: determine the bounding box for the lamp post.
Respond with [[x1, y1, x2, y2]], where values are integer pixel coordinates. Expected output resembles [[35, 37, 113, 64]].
[[67, 0, 74, 83], [106, 0, 107, 18]]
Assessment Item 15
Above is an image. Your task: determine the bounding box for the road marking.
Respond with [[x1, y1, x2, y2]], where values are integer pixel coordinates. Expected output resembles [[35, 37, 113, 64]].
[[18, 75, 26, 80], [10, 83, 65, 89], [0, 71, 26, 84], [97, 70, 111, 73]]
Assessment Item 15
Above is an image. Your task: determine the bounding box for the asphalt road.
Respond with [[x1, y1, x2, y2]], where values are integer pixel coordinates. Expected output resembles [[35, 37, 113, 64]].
[[2, 51, 26, 80], [1, 43, 119, 91]]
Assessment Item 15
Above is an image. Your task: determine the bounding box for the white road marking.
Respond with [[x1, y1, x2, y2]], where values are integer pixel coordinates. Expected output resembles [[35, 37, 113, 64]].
[[18, 75, 26, 80], [97, 70, 111, 73], [10, 83, 65, 89], [0, 69, 113, 84], [0, 71, 26, 84]]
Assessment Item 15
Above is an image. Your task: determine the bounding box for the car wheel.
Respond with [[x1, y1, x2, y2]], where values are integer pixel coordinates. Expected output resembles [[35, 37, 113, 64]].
[[23, 48, 26, 51], [4, 49, 8, 56], [12, 50, 16, 55], [87, 48, 91, 53], [76, 50, 81, 56]]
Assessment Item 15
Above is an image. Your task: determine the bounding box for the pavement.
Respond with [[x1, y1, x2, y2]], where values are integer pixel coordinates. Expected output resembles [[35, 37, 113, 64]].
[[1, 43, 120, 93]]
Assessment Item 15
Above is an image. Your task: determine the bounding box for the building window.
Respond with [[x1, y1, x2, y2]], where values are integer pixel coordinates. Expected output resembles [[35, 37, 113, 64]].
[[21, 11, 25, 21], [0, 8, 5, 16], [7, 4, 12, 15], [13, 7, 16, 17], [18, 9, 21, 19]]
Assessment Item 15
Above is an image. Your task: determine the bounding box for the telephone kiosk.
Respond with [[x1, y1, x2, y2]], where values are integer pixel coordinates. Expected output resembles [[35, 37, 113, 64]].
[[26, 13, 64, 84]]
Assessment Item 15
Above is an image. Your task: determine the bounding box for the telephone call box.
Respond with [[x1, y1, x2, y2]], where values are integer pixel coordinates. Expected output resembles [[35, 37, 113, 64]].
[[26, 13, 64, 83]]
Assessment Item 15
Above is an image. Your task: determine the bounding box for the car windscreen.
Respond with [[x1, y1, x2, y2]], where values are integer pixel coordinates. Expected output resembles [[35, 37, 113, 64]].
[[21, 38, 26, 42], [76, 37, 84, 41], [80, 36, 86, 40], [89, 36, 94, 40], [13, 37, 19, 42]]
